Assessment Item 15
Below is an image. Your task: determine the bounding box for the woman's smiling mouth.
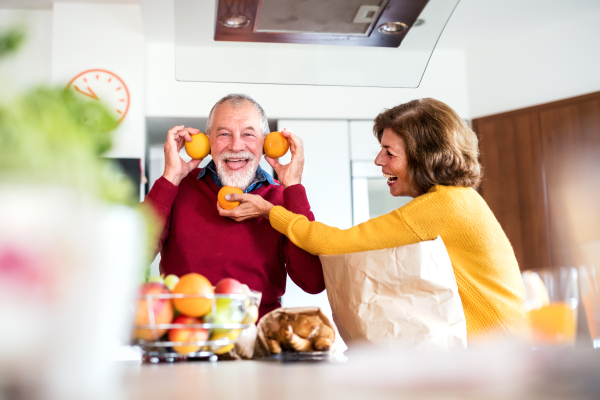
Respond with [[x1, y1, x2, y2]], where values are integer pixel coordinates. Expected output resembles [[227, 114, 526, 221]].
[[383, 173, 398, 185]]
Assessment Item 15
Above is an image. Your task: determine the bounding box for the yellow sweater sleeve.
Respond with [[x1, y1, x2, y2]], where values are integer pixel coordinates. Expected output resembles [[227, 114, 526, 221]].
[[269, 205, 422, 256]]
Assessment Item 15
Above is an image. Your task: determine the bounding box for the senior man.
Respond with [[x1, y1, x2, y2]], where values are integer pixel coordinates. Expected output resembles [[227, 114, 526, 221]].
[[141, 94, 325, 317]]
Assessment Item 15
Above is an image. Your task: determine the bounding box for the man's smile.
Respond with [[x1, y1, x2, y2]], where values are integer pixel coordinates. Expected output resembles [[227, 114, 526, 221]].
[[225, 158, 250, 170], [218, 151, 256, 172]]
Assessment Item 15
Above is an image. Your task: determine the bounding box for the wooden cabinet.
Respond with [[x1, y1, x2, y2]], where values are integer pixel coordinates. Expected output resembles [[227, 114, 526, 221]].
[[473, 92, 600, 270]]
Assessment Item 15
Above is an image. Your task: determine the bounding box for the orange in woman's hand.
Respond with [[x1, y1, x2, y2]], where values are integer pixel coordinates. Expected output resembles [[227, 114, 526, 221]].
[[185, 132, 210, 160], [264, 131, 289, 158], [218, 186, 243, 210]]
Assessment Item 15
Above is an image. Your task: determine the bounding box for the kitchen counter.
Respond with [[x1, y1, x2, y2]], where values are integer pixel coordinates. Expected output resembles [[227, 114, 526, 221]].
[[118, 346, 600, 400]]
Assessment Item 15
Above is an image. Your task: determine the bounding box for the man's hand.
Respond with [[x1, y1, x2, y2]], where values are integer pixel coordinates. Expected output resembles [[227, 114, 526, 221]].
[[217, 193, 274, 222], [265, 129, 304, 188], [163, 125, 204, 186]]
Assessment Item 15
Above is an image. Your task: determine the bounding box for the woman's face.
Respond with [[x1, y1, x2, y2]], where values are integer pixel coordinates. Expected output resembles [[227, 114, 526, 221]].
[[374, 128, 419, 198]]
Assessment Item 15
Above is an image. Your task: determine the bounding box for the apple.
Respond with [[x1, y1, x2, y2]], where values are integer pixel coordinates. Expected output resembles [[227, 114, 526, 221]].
[[168, 315, 208, 354], [208, 328, 242, 355], [215, 278, 244, 294], [242, 305, 259, 325], [164, 274, 179, 291], [148, 275, 164, 284], [133, 282, 174, 341]]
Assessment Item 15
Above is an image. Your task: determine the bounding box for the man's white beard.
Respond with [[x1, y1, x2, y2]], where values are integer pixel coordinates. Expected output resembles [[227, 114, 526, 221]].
[[216, 151, 259, 190]]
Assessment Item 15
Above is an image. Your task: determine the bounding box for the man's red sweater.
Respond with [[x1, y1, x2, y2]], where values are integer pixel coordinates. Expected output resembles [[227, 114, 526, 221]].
[[141, 170, 325, 317]]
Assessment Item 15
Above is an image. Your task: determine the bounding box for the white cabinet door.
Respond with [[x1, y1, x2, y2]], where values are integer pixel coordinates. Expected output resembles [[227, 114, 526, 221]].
[[277, 120, 352, 316]]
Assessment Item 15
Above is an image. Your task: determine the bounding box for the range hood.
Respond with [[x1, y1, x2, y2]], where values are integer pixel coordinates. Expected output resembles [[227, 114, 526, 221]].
[[174, 0, 459, 88], [214, 0, 429, 48]]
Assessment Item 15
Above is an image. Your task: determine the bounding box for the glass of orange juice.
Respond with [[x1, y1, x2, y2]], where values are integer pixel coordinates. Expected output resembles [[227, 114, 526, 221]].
[[522, 267, 579, 346], [579, 265, 600, 349]]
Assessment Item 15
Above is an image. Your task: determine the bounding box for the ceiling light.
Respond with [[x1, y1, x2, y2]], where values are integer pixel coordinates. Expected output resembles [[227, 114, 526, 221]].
[[219, 15, 251, 29], [378, 22, 408, 34]]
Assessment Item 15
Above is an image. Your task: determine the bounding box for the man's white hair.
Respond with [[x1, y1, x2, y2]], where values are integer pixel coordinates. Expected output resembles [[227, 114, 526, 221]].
[[205, 93, 269, 137]]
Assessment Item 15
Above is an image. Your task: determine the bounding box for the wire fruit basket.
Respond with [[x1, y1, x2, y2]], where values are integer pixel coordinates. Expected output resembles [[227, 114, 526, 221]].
[[133, 290, 262, 363]]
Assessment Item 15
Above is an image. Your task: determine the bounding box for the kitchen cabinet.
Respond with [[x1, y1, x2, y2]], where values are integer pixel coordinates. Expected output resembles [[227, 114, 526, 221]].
[[473, 91, 600, 270]]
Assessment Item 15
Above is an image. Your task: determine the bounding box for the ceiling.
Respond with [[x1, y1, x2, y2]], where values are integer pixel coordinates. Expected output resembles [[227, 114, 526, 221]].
[[438, 0, 600, 49], [2, 0, 600, 50]]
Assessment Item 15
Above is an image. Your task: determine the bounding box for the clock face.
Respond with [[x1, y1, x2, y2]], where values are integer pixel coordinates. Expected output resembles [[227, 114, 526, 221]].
[[65, 69, 130, 128]]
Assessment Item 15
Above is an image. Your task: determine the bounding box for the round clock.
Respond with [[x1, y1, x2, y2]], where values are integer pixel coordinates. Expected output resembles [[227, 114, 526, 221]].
[[65, 69, 130, 128]]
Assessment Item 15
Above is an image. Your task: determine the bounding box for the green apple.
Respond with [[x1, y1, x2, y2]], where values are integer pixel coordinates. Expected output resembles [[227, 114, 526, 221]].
[[164, 274, 179, 291], [148, 274, 164, 284]]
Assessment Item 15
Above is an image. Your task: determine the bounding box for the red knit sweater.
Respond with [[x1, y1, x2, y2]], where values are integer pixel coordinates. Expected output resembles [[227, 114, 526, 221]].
[[141, 171, 325, 317]]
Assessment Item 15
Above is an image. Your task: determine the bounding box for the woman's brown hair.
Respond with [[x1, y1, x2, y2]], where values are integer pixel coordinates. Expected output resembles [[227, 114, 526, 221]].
[[373, 98, 481, 195]]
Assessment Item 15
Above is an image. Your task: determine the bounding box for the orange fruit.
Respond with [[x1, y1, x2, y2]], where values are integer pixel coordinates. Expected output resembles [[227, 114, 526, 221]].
[[184, 132, 210, 160], [264, 131, 289, 158], [218, 186, 243, 210], [168, 315, 208, 354], [172, 273, 214, 317]]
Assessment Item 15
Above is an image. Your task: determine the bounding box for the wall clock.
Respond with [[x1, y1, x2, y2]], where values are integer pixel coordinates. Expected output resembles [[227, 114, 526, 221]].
[[65, 69, 130, 128]]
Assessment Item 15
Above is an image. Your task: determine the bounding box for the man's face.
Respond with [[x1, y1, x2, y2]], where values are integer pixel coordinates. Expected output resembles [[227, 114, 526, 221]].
[[209, 101, 265, 189]]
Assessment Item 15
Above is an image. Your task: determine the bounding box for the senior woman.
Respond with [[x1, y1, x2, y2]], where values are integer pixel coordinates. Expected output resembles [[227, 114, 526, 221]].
[[219, 98, 528, 344]]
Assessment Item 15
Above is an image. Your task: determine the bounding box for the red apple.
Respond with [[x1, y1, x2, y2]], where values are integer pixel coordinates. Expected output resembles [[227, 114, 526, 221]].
[[168, 315, 208, 354], [133, 282, 174, 341], [215, 278, 244, 294]]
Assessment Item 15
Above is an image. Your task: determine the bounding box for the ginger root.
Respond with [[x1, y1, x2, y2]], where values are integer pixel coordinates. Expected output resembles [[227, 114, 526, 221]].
[[284, 325, 312, 352], [267, 314, 335, 353], [267, 339, 282, 354]]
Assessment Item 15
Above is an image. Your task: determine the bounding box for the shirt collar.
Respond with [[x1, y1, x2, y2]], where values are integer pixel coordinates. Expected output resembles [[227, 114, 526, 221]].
[[197, 159, 279, 193]]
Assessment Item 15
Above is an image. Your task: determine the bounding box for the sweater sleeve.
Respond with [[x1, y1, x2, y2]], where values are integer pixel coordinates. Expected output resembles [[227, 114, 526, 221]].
[[138, 176, 179, 258], [279, 184, 325, 294], [270, 205, 422, 256]]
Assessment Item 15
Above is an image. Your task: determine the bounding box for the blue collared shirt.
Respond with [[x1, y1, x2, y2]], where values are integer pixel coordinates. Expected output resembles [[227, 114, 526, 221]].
[[197, 160, 279, 193]]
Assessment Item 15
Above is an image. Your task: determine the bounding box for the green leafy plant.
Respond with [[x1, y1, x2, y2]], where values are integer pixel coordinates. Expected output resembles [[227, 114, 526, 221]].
[[0, 25, 157, 275], [0, 24, 25, 59]]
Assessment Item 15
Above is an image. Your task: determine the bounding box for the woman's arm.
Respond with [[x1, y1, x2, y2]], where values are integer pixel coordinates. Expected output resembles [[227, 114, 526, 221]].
[[219, 192, 422, 256], [269, 205, 422, 256]]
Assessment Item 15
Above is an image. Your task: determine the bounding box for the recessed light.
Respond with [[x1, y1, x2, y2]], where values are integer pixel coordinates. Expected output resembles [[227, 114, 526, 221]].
[[219, 15, 251, 29], [378, 22, 408, 35]]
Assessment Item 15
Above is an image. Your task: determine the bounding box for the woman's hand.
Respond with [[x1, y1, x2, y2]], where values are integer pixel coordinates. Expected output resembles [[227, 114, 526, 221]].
[[265, 129, 304, 188], [217, 193, 275, 222], [163, 125, 203, 186]]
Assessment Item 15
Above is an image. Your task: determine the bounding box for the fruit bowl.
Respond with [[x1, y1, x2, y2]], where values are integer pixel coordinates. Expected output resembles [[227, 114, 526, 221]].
[[133, 290, 262, 363]]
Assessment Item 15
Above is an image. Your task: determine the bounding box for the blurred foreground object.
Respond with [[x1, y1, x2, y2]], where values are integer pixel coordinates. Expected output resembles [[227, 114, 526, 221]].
[[0, 24, 25, 59], [0, 29, 148, 398], [579, 264, 600, 348], [522, 268, 579, 347]]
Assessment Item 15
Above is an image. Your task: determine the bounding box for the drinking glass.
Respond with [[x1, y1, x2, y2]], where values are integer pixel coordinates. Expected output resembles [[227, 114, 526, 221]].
[[579, 265, 600, 348], [522, 267, 579, 346]]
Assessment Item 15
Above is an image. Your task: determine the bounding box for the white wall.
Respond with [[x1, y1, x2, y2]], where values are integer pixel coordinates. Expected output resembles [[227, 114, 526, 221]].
[[51, 3, 145, 160], [0, 10, 52, 99], [466, 10, 600, 118], [276, 120, 352, 317]]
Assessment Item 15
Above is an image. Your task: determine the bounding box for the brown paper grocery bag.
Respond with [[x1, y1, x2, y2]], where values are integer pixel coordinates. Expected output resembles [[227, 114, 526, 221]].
[[319, 236, 467, 350]]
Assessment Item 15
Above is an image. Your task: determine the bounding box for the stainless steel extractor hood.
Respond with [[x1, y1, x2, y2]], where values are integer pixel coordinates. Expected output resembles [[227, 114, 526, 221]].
[[214, 0, 429, 48]]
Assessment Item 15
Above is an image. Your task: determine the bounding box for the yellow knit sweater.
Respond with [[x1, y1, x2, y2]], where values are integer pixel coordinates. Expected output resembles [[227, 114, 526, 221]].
[[270, 185, 529, 344]]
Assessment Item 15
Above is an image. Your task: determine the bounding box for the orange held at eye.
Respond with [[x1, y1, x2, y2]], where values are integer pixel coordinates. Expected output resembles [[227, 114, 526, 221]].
[[264, 131, 289, 159], [185, 132, 210, 160], [172, 273, 214, 317], [218, 186, 243, 210]]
